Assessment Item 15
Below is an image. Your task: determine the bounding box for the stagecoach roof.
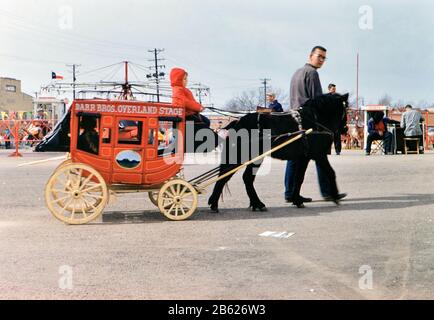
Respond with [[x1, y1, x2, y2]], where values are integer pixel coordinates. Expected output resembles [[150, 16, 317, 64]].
[[361, 105, 390, 111]]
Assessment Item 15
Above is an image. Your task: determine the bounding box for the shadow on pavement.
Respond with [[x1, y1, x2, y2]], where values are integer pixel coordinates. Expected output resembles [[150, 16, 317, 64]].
[[92, 194, 433, 225]]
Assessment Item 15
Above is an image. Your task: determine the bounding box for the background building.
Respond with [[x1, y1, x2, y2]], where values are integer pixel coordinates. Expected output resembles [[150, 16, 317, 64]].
[[0, 77, 33, 112]]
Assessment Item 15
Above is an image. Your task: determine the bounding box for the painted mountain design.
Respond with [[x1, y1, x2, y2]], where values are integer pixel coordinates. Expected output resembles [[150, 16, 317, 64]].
[[116, 150, 141, 169]]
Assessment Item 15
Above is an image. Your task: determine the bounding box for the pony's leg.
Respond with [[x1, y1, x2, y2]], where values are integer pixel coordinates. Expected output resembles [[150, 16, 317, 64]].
[[292, 156, 310, 208], [208, 165, 237, 212], [242, 161, 266, 211], [315, 156, 339, 202]]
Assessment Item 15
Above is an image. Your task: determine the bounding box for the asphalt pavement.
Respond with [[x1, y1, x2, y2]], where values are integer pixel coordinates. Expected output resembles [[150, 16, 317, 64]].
[[0, 149, 433, 299]]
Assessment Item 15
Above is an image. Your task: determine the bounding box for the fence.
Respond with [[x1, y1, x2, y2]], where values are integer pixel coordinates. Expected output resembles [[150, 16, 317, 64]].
[[0, 119, 55, 157]]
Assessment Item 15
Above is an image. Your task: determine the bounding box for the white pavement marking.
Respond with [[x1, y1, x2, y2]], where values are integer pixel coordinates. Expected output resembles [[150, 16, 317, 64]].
[[259, 231, 295, 239]]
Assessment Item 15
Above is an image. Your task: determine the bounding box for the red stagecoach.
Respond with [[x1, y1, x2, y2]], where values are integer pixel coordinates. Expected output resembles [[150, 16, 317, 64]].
[[44, 99, 203, 224]]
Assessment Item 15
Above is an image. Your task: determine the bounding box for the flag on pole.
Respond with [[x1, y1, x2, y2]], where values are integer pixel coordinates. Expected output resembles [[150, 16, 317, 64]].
[[51, 72, 64, 80]]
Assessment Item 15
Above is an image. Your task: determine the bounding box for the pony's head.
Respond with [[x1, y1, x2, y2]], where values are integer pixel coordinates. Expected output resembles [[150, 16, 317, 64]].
[[302, 93, 349, 133]]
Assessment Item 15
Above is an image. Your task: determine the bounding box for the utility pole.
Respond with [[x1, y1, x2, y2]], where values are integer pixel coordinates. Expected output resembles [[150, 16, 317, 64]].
[[67, 63, 81, 100], [147, 49, 165, 102], [260, 78, 271, 107], [190, 83, 210, 105]]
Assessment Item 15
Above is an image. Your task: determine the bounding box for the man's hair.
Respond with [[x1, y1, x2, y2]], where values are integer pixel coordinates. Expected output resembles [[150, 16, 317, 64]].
[[405, 104, 413, 109], [311, 46, 327, 54], [328, 83, 336, 89]]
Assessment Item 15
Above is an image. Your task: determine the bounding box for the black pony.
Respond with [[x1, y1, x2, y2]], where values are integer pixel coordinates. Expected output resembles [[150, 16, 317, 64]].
[[208, 93, 349, 212]]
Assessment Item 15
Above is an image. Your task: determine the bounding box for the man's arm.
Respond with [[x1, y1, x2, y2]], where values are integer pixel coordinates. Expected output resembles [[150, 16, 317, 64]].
[[401, 113, 406, 129], [306, 70, 323, 99]]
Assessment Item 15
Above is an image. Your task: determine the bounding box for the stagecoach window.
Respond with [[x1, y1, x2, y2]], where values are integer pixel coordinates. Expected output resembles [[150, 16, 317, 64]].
[[158, 120, 178, 157], [77, 115, 100, 155], [118, 120, 143, 145]]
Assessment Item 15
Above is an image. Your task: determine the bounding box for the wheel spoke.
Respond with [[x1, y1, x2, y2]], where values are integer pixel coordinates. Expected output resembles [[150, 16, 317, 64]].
[[175, 206, 179, 216], [162, 199, 174, 207], [70, 200, 76, 220], [82, 197, 97, 212], [180, 206, 186, 216], [179, 186, 188, 197], [51, 195, 71, 204], [167, 203, 176, 215], [176, 184, 181, 195], [164, 188, 175, 198], [60, 198, 74, 214], [51, 188, 70, 195], [80, 201, 88, 217], [170, 185, 177, 196], [81, 183, 103, 193], [85, 194, 104, 200], [75, 169, 83, 188], [79, 173, 95, 191]]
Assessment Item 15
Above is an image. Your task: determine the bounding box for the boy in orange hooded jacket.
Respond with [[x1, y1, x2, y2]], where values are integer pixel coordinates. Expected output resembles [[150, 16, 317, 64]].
[[170, 67, 210, 127]]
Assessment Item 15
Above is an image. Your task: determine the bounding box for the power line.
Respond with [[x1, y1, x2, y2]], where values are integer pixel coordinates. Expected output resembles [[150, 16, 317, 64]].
[[190, 83, 210, 105], [66, 64, 81, 100], [146, 49, 166, 102], [260, 78, 271, 107]]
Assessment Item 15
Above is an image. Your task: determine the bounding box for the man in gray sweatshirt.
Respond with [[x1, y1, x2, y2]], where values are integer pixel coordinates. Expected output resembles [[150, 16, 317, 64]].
[[285, 46, 346, 202], [401, 104, 424, 153]]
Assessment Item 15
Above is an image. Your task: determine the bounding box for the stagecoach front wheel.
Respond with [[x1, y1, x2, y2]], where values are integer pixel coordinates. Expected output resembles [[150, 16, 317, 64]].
[[45, 163, 108, 225], [158, 179, 198, 221]]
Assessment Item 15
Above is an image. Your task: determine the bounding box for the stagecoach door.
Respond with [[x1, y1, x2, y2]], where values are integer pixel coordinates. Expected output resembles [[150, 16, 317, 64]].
[[112, 117, 145, 184]]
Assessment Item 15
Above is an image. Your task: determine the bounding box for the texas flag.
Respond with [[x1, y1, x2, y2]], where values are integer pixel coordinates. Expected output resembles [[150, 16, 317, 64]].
[[51, 72, 64, 80]]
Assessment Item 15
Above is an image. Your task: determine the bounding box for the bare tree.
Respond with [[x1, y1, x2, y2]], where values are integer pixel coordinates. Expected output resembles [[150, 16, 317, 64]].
[[225, 87, 288, 111], [378, 94, 393, 106]]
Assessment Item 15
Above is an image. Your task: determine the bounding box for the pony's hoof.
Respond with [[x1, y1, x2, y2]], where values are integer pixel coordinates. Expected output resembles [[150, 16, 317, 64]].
[[209, 204, 219, 213], [249, 205, 267, 212]]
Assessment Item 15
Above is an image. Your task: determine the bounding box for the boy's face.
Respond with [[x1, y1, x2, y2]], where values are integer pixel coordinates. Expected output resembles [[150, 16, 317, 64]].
[[183, 74, 188, 87]]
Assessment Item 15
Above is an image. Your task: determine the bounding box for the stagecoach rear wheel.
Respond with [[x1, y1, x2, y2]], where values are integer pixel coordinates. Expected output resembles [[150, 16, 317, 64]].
[[158, 179, 198, 221], [148, 191, 159, 207], [45, 163, 108, 225]]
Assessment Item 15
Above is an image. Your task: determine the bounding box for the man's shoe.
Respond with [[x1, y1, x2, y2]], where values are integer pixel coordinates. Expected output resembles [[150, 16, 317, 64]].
[[323, 193, 347, 201], [285, 196, 313, 203], [365, 152, 370, 156]]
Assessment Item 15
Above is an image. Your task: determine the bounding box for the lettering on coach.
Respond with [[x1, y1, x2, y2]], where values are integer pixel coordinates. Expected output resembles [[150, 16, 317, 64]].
[[75, 103, 184, 117]]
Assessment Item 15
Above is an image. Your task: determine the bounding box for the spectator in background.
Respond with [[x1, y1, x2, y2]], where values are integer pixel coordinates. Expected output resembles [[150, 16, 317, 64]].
[[267, 93, 283, 112], [328, 83, 336, 94], [401, 104, 424, 154], [327, 83, 341, 155], [365, 111, 398, 155]]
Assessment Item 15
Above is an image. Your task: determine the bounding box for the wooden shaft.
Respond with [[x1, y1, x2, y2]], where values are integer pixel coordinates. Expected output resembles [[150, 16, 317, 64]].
[[198, 129, 312, 189]]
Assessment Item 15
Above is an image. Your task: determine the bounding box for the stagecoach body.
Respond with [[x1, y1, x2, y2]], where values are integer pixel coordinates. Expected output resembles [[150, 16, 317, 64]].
[[44, 99, 203, 224], [69, 100, 185, 185]]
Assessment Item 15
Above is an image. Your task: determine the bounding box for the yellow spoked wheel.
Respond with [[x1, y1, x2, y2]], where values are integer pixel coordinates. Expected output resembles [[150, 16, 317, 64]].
[[45, 163, 108, 225], [158, 179, 198, 221], [148, 191, 159, 207]]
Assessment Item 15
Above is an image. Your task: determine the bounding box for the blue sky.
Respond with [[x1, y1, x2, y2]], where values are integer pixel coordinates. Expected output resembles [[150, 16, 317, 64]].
[[1, 0, 434, 108]]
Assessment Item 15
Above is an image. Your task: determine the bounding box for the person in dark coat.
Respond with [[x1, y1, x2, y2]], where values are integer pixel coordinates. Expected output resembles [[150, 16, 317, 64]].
[[327, 83, 342, 155], [365, 111, 397, 155], [267, 93, 283, 112]]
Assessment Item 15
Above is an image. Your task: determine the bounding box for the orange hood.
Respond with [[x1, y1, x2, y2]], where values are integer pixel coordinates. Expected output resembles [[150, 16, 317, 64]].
[[170, 68, 186, 87]]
